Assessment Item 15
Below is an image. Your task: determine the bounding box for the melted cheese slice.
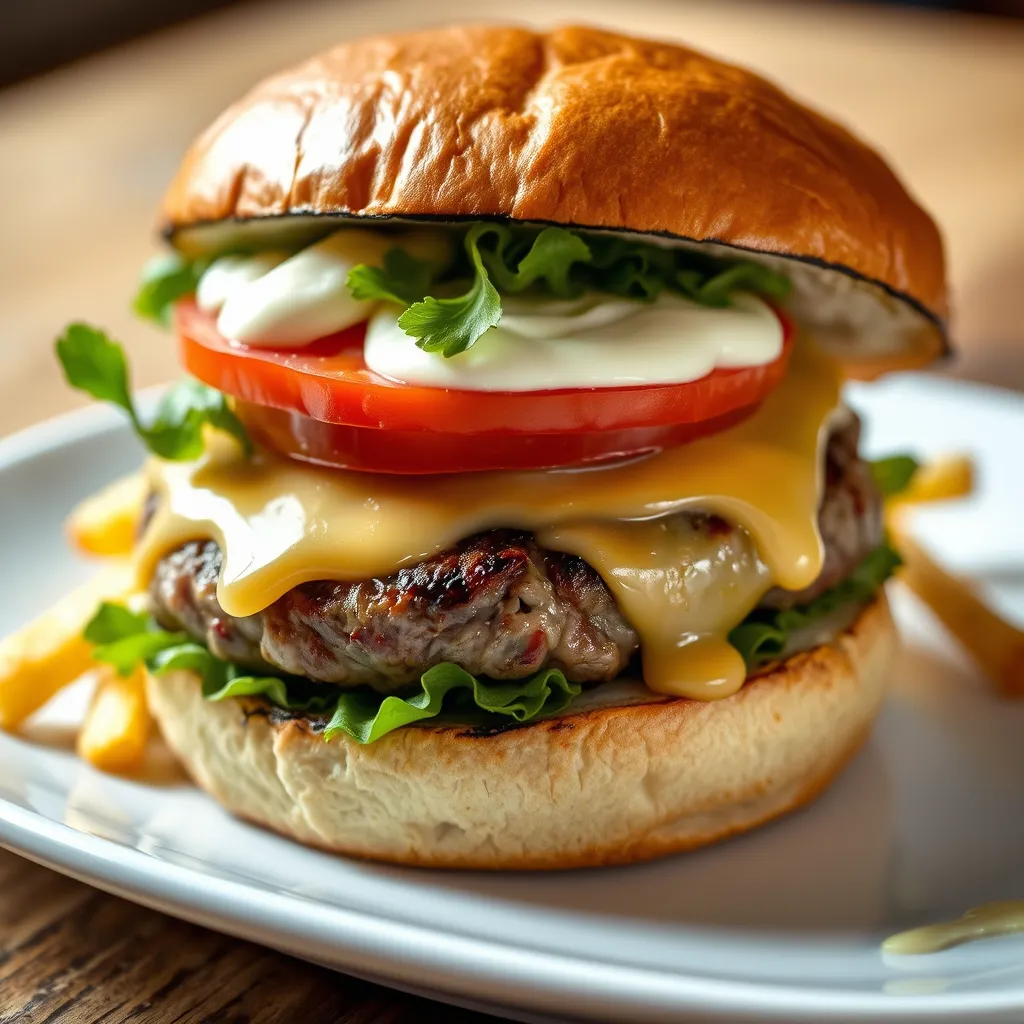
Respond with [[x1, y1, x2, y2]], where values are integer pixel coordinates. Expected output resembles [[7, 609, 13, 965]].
[[137, 340, 842, 701]]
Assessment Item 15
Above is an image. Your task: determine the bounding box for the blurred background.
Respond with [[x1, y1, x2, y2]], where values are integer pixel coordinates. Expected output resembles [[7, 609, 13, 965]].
[[1, 0, 1022, 439], [0, 3, 1022, 1021], [6, 0, 1024, 87]]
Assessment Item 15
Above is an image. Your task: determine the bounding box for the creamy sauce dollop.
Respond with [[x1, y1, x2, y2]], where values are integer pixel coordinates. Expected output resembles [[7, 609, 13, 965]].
[[196, 229, 783, 391], [364, 292, 783, 392], [198, 229, 452, 348]]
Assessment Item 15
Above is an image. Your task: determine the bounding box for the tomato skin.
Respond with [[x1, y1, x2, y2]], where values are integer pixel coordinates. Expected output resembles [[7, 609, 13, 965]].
[[234, 400, 760, 475], [175, 299, 792, 473]]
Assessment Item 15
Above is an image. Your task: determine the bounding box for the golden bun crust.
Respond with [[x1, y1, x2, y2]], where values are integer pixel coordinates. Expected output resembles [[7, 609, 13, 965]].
[[162, 25, 947, 343], [146, 593, 896, 870]]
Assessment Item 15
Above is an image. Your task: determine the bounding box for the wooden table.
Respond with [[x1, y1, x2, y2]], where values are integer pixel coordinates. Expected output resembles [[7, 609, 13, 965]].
[[0, 847, 484, 1022], [0, 1, 1022, 1020]]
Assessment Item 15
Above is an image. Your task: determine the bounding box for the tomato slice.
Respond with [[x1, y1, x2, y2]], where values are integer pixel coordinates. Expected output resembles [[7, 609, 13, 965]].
[[175, 300, 792, 473], [233, 400, 760, 474]]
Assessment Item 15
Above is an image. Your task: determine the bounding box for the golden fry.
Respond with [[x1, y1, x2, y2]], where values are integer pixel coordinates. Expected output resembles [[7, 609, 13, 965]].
[[77, 664, 151, 773], [890, 516, 1024, 697], [66, 473, 146, 557], [0, 561, 135, 729], [892, 454, 975, 508]]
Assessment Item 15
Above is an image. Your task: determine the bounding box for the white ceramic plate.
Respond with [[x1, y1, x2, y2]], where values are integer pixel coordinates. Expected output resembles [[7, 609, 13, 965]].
[[2, 375, 1024, 1024]]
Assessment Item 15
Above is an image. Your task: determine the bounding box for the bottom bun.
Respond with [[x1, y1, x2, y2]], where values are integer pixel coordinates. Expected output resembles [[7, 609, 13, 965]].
[[146, 593, 897, 870]]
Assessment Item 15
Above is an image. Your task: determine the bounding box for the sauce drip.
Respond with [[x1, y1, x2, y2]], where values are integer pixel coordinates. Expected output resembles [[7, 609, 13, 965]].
[[883, 901, 1024, 955]]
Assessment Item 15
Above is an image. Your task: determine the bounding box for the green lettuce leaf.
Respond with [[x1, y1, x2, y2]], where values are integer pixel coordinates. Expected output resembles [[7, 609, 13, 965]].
[[347, 223, 793, 357], [323, 663, 579, 743], [585, 235, 686, 302], [91, 630, 189, 678], [871, 454, 920, 498], [676, 262, 791, 308], [477, 225, 593, 297], [84, 602, 186, 677], [83, 601, 150, 644], [151, 642, 338, 712], [84, 603, 581, 744], [133, 254, 209, 326], [55, 323, 251, 460], [346, 248, 437, 306], [729, 544, 902, 670]]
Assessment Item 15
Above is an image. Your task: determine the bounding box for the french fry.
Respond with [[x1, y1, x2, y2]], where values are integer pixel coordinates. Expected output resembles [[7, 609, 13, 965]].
[[891, 454, 975, 508], [890, 516, 1024, 697], [77, 664, 151, 773], [0, 561, 135, 729], [66, 473, 146, 557]]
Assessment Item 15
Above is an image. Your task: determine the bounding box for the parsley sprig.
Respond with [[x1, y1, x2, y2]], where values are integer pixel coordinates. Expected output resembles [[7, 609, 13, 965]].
[[133, 254, 211, 326], [55, 323, 250, 460], [347, 224, 792, 358]]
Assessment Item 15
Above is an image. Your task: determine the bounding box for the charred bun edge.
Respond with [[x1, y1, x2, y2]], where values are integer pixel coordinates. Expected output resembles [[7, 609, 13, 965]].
[[164, 211, 949, 357]]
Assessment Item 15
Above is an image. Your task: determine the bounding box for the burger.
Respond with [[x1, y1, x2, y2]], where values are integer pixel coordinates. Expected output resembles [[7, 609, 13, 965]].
[[55, 24, 947, 868]]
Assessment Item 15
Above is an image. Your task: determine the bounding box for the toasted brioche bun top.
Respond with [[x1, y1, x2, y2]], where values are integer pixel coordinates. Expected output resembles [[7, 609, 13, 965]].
[[162, 23, 948, 366]]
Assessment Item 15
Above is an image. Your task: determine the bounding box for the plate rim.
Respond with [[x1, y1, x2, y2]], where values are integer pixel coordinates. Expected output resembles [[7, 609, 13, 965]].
[[3, 378, 1024, 1022], [4, 792, 1024, 1023]]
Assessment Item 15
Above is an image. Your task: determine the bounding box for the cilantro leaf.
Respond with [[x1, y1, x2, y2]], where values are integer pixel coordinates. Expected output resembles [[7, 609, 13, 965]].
[[395, 225, 600, 357], [321, 223, 796, 358], [55, 323, 251, 460], [146, 377, 252, 460], [398, 224, 502, 357], [346, 248, 437, 306], [54, 323, 134, 410], [133, 254, 209, 327], [871, 455, 920, 498]]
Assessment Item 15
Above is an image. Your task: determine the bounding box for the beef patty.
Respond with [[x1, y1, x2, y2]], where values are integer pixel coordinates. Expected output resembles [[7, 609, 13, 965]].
[[148, 415, 882, 692]]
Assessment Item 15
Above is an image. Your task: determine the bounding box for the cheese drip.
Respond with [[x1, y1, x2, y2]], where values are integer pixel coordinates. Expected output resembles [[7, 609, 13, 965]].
[[542, 518, 770, 699], [136, 341, 841, 700]]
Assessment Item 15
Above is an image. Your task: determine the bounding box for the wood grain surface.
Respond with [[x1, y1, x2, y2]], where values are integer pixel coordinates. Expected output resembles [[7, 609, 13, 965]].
[[0, 1, 1022, 1022], [0, 847, 486, 1022]]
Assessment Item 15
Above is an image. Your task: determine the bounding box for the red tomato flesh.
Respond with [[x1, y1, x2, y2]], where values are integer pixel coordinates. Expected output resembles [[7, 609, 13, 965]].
[[175, 300, 792, 474], [233, 400, 760, 474]]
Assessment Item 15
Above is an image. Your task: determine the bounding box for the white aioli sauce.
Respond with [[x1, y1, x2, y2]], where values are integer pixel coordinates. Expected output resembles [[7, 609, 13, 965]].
[[365, 292, 782, 391], [196, 252, 289, 313], [196, 229, 783, 389], [201, 229, 451, 348]]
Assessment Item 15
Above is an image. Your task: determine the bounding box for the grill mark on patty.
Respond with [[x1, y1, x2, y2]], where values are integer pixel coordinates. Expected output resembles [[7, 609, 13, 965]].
[[148, 416, 882, 692]]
